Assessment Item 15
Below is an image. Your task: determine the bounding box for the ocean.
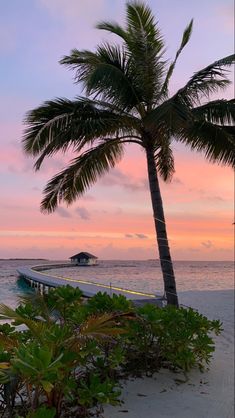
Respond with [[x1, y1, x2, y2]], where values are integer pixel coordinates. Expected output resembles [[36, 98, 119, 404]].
[[0, 259, 234, 308]]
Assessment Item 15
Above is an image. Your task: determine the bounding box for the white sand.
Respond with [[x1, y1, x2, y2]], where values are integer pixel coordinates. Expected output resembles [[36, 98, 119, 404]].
[[104, 290, 234, 418]]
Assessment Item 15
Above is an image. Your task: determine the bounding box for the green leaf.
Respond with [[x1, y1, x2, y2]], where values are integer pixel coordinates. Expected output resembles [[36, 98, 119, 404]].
[[180, 19, 193, 49], [41, 380, 54, 393], [161, 19, 193, 93], [27, 406, 56, 418]]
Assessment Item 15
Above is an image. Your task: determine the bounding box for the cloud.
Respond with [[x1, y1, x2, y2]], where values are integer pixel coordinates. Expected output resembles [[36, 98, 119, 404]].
[[56, 207, 72, 218], [135, 233, 148, 239], [201, 240, 213, 249], [172, 177, 183, 185], [75, 207, 90, 220], [97, 242, 156, 260], [188, 187, 226, 202], [101, 168, 148, 192], [205, 195, 225, 202], [125, 233, 148, 239]]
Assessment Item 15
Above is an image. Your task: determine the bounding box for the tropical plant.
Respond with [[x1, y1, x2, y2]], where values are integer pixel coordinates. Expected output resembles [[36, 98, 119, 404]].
[[77, 374, 121, 408], [0, 286, 222, 416], [0, 291, 131, 416], [22, 1, 235, 306], [26, 406, 56, 418], [136, 303, 222, 372]]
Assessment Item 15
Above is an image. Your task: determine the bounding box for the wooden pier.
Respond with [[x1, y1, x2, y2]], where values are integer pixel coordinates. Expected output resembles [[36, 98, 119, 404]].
[[17, 265, 163, 306]]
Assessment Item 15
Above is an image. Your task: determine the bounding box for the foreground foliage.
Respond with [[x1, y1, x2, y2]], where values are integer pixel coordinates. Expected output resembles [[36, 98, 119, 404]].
[[0, 285, 221, 417]]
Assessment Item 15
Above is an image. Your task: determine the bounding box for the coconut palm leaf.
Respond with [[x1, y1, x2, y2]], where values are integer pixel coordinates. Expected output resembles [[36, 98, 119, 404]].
[[60, 46, 142, 111], [96, 21, 129, 42], [143, 94, 192, 138], [176, 54, 235, 104], [63, 2, 166, 109], [23, 98, 79, 156], [176, 120, 235, 167], [98, 0, 165, 58], [161, 19, 193, 95], [125, 1, 164, 52], [40, 140, 124, 212], [124, 1, 166, 104], [193, 99, 235, 125], [24, 98, 140, 175], [23, 97, 138, 161], [155, 140, 175, 181]]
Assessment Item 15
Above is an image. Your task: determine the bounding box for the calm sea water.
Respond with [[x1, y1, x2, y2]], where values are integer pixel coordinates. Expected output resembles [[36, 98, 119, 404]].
[[0, 259, 234, 308]]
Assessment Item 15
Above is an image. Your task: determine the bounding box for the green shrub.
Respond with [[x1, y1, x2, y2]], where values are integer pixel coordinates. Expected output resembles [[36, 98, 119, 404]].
[[25, 406, 56, 418], [86, 291, 133, 314], [0, 285, 222, 416], [137, 304, 222, 372], [77, 374, 121, 407]]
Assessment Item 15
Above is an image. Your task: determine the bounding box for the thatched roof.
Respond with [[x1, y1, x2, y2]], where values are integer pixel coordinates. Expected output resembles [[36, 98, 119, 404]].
[[70, 252, 98, 260]]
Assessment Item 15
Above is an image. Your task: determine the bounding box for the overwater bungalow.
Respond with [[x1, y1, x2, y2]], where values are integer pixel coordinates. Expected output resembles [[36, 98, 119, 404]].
[[69, 252, 98, 266]]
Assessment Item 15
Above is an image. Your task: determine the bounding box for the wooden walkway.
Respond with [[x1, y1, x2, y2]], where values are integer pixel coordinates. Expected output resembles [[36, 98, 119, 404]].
[[17, 265, 163, 306]]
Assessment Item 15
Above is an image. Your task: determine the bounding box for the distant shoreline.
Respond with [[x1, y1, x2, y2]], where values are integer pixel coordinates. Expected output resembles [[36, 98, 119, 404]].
[[0, 258, 233, 262], [0, 258, 49, 261]]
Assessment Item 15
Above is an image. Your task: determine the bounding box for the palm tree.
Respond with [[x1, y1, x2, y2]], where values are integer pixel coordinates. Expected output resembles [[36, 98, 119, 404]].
[[23, 1, 235, 306]]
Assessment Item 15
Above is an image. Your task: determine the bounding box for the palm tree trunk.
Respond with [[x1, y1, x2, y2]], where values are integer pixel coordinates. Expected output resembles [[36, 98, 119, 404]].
[[146, 146, 178, 306]]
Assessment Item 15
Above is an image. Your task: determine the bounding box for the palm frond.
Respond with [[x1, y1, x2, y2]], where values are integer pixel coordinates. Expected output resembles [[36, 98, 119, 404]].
[[40, 140, 124, 213], [23, 97, 138, 168], [60, 49, 98, 72], [126, 1, 164, 52], [125, 2, 166, 106], [161, 19, 193, 94], [60, 45, 142, 111], [155, 141, 175, 181], [182, 80, 231, 106], [177, 54, 235, 104], [193, 99, 235, 125], [61, 2, 166, 110], [96, 21, 128, 42], [144, 94, 192, 137], [176, 120, 235, 167], [23, 98, 78, 156]]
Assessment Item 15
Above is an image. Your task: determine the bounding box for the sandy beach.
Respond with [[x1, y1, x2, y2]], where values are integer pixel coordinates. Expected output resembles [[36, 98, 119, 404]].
[[104, 290, 234, 418]]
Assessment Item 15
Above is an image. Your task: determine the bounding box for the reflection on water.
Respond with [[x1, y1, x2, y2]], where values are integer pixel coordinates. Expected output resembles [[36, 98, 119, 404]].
[[0, 259, 234, 308], [46, 259, 234, 295]]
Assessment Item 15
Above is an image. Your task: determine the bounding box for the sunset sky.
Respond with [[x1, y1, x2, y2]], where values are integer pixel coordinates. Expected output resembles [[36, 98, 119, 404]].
[[0, 0, 234, 260]]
